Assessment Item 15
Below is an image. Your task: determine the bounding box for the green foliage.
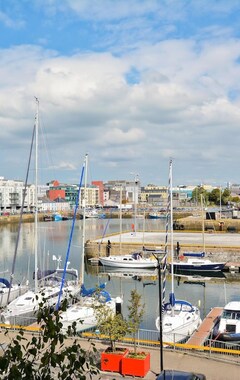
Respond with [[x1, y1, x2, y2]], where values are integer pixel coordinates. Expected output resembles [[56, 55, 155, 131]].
[[93, 301, 129, 352], [191, 187, 208, 204], [192, 186, 231, 206], [0, 298, 99, 379], [127, 289, 145, 355]]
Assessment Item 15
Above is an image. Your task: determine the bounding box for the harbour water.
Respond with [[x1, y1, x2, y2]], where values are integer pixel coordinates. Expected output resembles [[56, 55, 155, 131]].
[[1, 218, 240, 331]]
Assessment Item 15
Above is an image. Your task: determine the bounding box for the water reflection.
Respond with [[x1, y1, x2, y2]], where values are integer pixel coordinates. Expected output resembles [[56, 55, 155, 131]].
[[0, 218, 240, 330]]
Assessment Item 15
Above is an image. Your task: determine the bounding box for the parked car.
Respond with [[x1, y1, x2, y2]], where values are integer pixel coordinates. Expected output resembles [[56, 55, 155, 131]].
[[156, 370, 206, 380]]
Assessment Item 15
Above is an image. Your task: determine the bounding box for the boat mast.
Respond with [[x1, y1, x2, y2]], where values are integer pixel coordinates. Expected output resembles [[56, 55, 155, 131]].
[[81, 153, 88, 285], [34, 97, 39, 293], [169, 159, 174, 299], [201, 194, 205, 253], [119, 184, 122, 254]]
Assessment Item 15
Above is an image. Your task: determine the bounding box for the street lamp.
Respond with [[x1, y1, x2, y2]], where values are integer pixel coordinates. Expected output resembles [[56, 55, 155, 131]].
[[152, 252, 164, 372], [130, 172, 139, 236]]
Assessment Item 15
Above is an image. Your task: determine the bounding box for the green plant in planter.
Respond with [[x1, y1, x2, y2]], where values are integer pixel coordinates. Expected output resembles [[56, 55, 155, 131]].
[[94, 301, 129, 352], [127, 289, 145, 356], [121, 290, 150, 377]]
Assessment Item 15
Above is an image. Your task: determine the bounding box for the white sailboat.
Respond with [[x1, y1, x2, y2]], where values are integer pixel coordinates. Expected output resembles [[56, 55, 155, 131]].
[[1, 99, 79, 326], [0, 278, 28, 308], [155, 160, 201, 344], [60, 154, 122, 333]]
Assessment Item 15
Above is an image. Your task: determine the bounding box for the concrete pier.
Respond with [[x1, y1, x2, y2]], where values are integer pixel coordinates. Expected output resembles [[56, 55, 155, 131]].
[[85, 230, 240, 265]]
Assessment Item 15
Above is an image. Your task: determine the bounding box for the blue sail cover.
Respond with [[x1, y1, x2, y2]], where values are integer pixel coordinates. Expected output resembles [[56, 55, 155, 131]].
[[0, 278, 11, 288], [80, 283, 106, 297], [169, 292, 175, 307], [80, 284, 111, 302]]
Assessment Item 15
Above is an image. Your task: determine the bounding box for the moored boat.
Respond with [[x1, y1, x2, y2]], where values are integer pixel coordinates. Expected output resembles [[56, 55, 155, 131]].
[[99, 252, 158, 269], [0, 278, 29, 308], [171, 258, 226, 274], [213, 301, 240, 342], [155, 160, 202, 344]]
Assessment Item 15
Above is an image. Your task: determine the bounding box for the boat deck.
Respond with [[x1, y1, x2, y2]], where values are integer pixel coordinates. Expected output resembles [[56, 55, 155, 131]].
[[187, 307, 223, 346]]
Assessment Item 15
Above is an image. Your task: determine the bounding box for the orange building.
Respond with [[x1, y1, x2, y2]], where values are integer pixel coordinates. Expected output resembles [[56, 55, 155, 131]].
[[47, 180, 66, 201]]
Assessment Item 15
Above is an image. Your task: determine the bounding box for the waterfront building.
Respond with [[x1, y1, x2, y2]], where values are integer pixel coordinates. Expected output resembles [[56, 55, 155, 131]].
[[92, 181, 104, 206], [103, 180, 140, 207], [0, 177, 36, 213], [47, 180, 100, 209], [40, 198, 70, 213]]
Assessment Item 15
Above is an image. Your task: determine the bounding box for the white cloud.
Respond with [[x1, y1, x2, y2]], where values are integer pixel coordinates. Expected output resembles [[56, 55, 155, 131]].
[[1, 2, 240, 185]]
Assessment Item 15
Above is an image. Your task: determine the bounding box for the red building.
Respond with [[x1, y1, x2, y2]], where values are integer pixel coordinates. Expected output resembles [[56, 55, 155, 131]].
[[92, 181, 104, 205]]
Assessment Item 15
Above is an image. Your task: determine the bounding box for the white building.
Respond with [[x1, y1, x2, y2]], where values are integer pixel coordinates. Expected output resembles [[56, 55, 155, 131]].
[[0, 177, 48, 213]]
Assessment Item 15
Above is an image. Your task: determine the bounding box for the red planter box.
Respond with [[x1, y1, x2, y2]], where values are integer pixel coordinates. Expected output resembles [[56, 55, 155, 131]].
[[101, 348, 129, 372], [121, 352, 150, 377]]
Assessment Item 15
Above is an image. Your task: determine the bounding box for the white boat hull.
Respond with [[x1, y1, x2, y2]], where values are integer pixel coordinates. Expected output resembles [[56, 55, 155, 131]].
[[99, 255, 158, 269], [1, 282, 80, 326], [156, 303, 202, 344], [60, 298, 117, 332], [0, 284, 29, 308]]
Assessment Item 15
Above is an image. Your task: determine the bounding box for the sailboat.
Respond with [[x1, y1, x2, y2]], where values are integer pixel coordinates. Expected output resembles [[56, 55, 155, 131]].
[[59, 154, 122, 333], [1, 99, 79, 326], [0, 278, 28, 308], [99, 188, 158, 269], [171, 195, 226, 274], [155, 160, 201, 343]]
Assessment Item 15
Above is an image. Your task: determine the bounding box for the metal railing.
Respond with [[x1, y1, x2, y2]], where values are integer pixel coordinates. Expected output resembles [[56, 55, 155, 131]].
[[1, 320, 240, 364]]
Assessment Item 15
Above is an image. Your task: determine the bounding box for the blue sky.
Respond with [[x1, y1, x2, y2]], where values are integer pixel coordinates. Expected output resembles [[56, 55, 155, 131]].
[[1, 0, 240, 187]]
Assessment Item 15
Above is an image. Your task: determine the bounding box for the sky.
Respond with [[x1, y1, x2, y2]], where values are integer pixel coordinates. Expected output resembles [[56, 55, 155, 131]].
[[1, 0, 240, 188]]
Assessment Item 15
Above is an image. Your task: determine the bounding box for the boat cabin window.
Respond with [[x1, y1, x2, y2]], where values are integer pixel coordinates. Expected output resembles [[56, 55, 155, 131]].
[[222, 310, 240, 319], [226, 324, 236, 333]]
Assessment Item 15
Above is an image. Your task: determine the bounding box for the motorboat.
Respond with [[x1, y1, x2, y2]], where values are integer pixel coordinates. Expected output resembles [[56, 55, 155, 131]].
[[99, 252, 158, 269], [148, 212, 167, 219], [213, 301, 240, 342], [171, 258, 226, 274]]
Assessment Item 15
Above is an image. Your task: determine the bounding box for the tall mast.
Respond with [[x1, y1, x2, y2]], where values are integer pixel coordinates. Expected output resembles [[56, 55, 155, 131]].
[[81, 153, 88, 284], [34, 97, 39, 293], [119, 184, 122, 254], [169, 160, 174, 297], [201, 194, 205, 253]]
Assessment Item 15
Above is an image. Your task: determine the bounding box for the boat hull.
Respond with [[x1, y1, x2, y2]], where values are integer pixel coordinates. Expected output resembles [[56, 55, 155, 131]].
[[99, 255, 158, 269], [156, 309, 202, 344], [172, 263, 225, 273], [0, 285, 29, 308]]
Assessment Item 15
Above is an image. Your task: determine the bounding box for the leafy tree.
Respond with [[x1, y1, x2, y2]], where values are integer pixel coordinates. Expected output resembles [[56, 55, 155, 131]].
[[208, 188, 221, 205], [127, 289, 145, 355], [191, 187, 208, 205], [231, 196, 240, 204], [93, 302, 129, 352], [222, 188, 231, 205], [0, 298, 99, 380]]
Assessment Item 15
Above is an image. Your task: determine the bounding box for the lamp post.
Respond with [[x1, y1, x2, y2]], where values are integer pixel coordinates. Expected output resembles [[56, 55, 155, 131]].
[[130, 172, 139, 236], [152, 253, 164, 372], [219, 185, 222, 220]]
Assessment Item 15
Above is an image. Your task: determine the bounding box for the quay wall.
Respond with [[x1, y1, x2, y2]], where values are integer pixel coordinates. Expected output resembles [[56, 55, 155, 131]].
[[178, 217, 240, 232], [85, 239, 240, 262]]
